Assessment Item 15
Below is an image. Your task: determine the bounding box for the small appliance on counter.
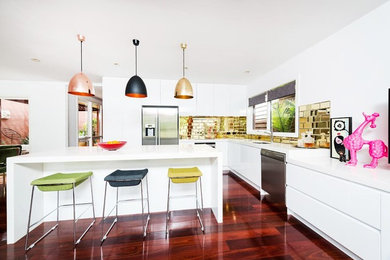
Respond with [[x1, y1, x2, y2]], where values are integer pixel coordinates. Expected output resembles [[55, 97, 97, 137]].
[[142, 106, 179, 145], [297, 131, 315, 148], [316, 133, 330, 148]]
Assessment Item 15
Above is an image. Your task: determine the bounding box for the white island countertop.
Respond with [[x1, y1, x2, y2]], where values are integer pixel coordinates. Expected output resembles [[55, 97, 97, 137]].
[[7, 143, 223, 244], [8, 143, 221, 164]]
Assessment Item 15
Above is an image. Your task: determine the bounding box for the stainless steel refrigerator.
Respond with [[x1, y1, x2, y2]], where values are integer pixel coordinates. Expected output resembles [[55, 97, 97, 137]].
[[142, 105, 179, 145]]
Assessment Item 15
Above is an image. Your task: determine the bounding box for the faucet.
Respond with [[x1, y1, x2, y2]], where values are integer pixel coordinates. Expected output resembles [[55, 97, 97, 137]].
[[264, 128, 273, 143]]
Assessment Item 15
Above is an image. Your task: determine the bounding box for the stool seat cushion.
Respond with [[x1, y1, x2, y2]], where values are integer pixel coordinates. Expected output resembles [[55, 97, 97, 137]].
[[104, 169, 148, 187], [31, 172, 93, 192], [168, 167, 202, 183]]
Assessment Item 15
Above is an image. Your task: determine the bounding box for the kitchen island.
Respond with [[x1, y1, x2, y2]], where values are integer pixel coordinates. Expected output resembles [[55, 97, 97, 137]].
[[6, 144, 222, 244]]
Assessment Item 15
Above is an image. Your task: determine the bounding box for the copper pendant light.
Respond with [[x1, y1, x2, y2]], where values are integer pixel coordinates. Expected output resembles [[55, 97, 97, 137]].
[[68, 35, 95, 96], [125, 39, 147, 98], [175, 43, 193, 99]]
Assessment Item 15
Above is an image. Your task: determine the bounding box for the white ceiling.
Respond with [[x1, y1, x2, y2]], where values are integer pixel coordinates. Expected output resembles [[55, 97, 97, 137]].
[[0, 0, 388, 85]]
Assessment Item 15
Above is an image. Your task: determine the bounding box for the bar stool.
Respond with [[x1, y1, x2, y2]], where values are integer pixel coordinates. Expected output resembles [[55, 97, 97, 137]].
[[25, 171, 95, 251], [101, 169, 150, 245], [166, 167, 205, 236]]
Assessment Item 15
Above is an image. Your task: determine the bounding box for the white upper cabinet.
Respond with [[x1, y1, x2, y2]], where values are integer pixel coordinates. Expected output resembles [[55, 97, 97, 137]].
[[196, 84, 214, 116], [213, 84, 247, 116], [213, 84, 230, 116], [229, 85, 247, 116]]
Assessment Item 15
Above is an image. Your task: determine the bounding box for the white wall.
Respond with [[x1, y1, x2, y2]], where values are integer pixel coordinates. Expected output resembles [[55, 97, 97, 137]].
[[248, 2, 390, 158], [102, 77, 247, 146], [0, 80, 68, 152]]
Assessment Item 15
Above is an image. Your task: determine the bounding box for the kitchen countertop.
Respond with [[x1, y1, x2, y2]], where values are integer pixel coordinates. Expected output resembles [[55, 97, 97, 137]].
[[288, 149, 390, 193], [8, 144, 221, 164], [181, 138, 390, 193]]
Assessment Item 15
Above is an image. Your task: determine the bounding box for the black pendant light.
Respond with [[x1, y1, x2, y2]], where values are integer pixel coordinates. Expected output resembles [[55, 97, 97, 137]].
[[125, 39, 147, 98]]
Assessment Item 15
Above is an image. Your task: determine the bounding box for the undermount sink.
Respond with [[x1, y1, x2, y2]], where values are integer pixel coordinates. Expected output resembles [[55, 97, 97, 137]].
[[252, 141, 271, 144]]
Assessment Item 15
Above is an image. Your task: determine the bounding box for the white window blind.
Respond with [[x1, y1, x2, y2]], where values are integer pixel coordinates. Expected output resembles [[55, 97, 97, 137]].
[[253, 102, 268, 130]]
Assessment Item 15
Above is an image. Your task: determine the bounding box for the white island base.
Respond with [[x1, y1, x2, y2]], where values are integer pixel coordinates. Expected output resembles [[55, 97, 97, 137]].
[[7, 144, 223, 244]]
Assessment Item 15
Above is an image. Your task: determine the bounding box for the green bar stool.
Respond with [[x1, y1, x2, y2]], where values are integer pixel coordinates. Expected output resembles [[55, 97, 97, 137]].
[[166, 167, 205, 236], [100, 169, 150, 245], [25, 171, 95, 251]]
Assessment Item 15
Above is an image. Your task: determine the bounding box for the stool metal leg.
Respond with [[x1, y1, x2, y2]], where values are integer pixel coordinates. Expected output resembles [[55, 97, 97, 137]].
[[199, 177, 205, 233], [101, 184, 119, 245], [90, 177, 96, 220], [57, 191, 59, 223], [145, 175, 151, 236], [116, 187, 119, 217], [25, 186, 34, 251], [101, 181, 108, 221], [75, 177, 96, 245], [195, 179, 205, 232], [146, 175, 151, 215], [165, 179, 171, 236], [72, 184, 76, 246], [141, 178, 145, 238], [25, 185, 60, 252], [100, 182, 118, 245], [140, 176, 151, 238]]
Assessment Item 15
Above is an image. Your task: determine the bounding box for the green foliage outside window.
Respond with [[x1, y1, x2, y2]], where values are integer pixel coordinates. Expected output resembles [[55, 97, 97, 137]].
[[271, 95, 295, 133]]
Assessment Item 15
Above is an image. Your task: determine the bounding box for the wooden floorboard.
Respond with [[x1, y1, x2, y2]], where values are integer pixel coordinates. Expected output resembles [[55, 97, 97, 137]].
[[0, 172, 351, 259]]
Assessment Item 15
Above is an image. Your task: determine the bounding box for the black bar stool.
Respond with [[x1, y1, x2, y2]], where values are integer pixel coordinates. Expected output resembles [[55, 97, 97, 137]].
[[101, 169, 150, 245]]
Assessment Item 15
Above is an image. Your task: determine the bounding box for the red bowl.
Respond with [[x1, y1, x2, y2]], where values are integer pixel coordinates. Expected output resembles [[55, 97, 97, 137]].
[[98, 141, 127, 151]]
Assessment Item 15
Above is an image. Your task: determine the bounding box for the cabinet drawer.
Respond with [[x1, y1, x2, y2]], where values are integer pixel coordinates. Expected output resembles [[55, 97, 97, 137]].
[[287, 186, 380, 260], [287, 163, 380, 229]]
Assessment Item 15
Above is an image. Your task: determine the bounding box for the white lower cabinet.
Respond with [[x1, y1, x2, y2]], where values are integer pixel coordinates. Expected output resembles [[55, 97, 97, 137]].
[[227, 142, 261, 189], [215, 141, 228, 168], [286, 163, 382, 259]]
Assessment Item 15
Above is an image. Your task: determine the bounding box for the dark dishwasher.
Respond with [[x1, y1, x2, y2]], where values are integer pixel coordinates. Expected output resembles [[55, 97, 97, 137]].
[[261, 149, 286, 207]]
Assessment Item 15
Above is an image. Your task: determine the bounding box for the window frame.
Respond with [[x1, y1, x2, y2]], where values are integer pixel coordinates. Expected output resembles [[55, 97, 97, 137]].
[[248, 78, 299, 138]]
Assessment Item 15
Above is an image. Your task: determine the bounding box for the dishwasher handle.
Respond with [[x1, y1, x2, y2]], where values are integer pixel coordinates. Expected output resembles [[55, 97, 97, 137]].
[[261, 149, 286, 162]]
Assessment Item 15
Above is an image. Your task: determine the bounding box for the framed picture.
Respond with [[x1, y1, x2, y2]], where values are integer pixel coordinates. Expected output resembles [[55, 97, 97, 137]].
[[330, 117, 352, 161]]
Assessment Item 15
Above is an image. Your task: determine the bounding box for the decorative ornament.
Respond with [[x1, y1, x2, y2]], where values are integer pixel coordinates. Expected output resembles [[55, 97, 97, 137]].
[[343, 112, 388, 168]]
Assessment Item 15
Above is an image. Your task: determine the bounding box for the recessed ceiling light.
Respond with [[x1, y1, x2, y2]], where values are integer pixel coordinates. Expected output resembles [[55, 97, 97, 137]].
[[244, 70, 250, 74], [113, 62, 119, 66], [30, 58, 40, 62]]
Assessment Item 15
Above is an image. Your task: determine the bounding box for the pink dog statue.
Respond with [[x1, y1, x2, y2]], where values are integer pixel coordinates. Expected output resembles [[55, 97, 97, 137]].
[[343, 112, 388, 168]]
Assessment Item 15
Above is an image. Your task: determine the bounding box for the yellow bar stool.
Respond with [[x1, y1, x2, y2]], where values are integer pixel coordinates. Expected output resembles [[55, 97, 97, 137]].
[[165, 167, 205, 236]]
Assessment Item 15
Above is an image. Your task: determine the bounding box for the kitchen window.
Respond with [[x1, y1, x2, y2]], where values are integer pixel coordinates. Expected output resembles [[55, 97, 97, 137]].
[[253, 102, 269, 130], [271, 94, 295, 133], [249, 80, 297, 136]]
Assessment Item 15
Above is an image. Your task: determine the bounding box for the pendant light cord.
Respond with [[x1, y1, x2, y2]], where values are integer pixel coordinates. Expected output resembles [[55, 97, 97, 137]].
[[182, 48, 185, 77], [80, 41, 83, 72], [135, 45, 138, 75]]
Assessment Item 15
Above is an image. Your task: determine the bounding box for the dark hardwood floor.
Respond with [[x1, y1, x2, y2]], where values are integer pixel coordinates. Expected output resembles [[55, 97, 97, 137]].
[[0, 173, 351, 259]]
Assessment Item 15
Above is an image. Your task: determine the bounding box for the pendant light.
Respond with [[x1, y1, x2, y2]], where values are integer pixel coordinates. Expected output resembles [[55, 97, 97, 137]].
[[68, 34, 95, 96], [175, 43, 193, 99], [125, 39, 147, 98]]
